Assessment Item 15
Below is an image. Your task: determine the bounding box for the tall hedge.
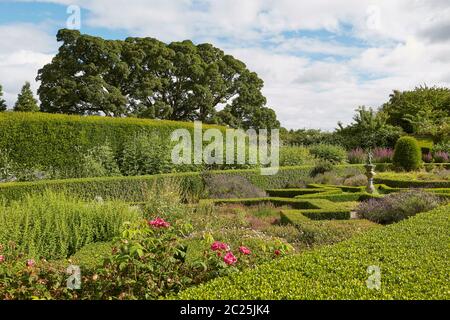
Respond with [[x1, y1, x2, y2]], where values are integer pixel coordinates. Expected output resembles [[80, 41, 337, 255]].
[[0, 112, 223, 172], [393, 136, 422, 171]]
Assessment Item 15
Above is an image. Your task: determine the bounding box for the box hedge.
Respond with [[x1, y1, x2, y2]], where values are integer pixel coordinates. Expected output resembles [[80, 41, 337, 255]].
[[0, 112, 223, 173], [176, 204, 450, 300], [0, 165, 366, 202]]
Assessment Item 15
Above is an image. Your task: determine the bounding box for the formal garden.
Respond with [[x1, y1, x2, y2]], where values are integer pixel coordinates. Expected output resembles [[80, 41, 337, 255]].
[[0, 29, 449, 300]]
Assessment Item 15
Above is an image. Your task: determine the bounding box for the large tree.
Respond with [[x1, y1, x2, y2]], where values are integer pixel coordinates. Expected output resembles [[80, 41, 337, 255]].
[[13, 82, 39, 112], [381, 86, 450, 135], [0, 84, 6, 111], [37, 29, 279, 129], [336, 106, 403, 149]]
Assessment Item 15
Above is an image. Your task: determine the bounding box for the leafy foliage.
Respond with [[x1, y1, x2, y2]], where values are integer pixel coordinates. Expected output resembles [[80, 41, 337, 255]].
[[280, 128, 339, 146], [336, 106, 403, 150], [357, 190, 444, 224], [381, 86, 450, 138], [0, 191, 141, 260], [203, 173, 266, 199], [393, 136, 422, 171], [0, 85, 6, 112], [279, 146, 316, 166], [13, 82, 39, 112], [309, 144, 347, 164], [37, 29, 279, 130]]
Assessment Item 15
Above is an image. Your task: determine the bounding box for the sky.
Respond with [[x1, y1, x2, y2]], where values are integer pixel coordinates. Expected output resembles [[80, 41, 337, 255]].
[[0, 0, 449, 130]]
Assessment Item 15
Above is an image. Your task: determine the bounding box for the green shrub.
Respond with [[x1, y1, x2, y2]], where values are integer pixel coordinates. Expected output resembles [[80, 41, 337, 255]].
[[280, 211, 379, 247], [356, 190, 444, 224], [177, 204, 450, 299], [393, 137, 422, 171], [309, 144, 347, 164], [203, 173, 266, 199], [119, 131, 176, 176], [77, 144, 121, 178], [0, 149, 14, 182], [433, 141, 450, 154], [0, 191, 141, 260], [141, 178, 188, 219], [279, 146, 316, 166], [310, 160, 334, 177]]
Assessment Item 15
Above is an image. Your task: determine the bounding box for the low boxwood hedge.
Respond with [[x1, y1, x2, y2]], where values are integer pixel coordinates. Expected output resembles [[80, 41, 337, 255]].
[[266, 188, 329, 197], [280, 211, 380, 246], [208, 198, 356, 220], [296, 191, 382, 202], [0, 165, 365, 202], [176, 204, 450, 300], [374, 177, 450, 188]]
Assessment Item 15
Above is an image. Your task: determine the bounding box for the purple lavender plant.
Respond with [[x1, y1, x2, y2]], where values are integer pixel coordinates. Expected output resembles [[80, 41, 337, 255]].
[[433, 151, 449, 163], [347, 148, 366, 164], [422, 152, 433, 163], [372, 147, 394, 163]]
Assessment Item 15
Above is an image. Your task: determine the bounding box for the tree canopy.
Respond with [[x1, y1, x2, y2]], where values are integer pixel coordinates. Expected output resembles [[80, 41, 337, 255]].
[[336, 106, 403, 149], [13, 82, 39, 112], [381, 86, 450, 137], [37, 29, 280, 130], [0, 85, 6, 111]]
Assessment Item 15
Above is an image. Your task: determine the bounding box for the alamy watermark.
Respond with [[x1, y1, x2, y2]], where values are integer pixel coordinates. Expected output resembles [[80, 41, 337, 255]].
[[171, 121, 280, 175], [66, 264, 81, 290], [366, 265, 381, 290], [66, 5, 81, 30]]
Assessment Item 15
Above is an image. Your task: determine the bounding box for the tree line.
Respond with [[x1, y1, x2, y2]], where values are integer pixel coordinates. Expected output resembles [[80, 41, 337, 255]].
[[282, 85, 450, 149]]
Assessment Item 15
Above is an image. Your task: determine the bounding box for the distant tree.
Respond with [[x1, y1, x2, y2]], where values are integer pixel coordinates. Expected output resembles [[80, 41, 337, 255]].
[[381, 85, 450, 135], [280, 128, 339, 146], [0, 84, 6, 111], [336, 106, 403, 149], [14, 82, 39, 112], [37, 29, 279, 129]]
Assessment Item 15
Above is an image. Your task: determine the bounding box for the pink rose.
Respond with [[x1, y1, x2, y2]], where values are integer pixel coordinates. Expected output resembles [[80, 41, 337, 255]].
[[239, 246, 251, 255], [223, 252, 238, 265], [211, 241, 229, 252], [26, 259, 35, 267], [148, 217, 170, 228], [0, 255, 4, 263]]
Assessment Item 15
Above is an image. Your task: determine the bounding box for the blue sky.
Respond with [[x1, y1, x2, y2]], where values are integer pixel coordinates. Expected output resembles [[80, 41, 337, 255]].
[[1, 0, 449, 129]]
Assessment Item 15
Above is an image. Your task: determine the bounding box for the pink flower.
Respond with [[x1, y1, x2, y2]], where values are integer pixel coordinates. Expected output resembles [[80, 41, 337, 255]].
[[223, 252, 237, 265], [0, 255, 4, 263], [26, 259, 35, 267], [148, 217, 170, 228], [210, 241, 229, 252], [274, 250, 281, 256], [239, 246, 251, 255]]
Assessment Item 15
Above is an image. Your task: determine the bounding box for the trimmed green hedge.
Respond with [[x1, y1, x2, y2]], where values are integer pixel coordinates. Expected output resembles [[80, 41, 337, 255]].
[[266, 188, 329, 197], [296, 192, 382, 202], [177, 204, 450, 299], [393, 136, 422, 171], [374, 177, 450, 188], [0, 112, 224, 171], [207, 198, 357, 220], [280, 211, 380, 246], [0, 165, 363, 202], [0, 165, 365, 202]]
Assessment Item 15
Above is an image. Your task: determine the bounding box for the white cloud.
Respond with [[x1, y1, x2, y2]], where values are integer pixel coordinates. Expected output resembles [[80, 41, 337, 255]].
[[0, 23, 55, 108]]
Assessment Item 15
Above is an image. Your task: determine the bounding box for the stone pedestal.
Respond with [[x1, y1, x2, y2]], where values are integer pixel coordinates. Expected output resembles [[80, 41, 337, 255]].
[[365, 163, 377, 194]]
